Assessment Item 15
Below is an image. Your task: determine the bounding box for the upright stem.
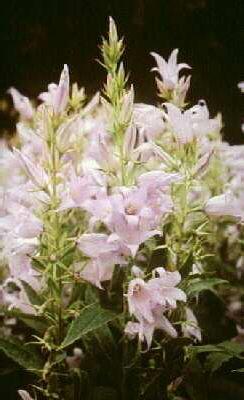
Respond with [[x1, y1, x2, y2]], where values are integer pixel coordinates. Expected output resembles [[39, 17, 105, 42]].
[[50, 123, 63, 344]]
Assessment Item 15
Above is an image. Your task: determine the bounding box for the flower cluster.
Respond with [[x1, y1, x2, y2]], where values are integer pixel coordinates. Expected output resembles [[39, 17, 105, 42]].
[[125, 267, 186, 348], [0, 17, 243, 400]]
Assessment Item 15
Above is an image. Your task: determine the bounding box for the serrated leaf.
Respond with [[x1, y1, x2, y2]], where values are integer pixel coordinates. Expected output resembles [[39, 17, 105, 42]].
[[61, 303, 119, 348], [0, 338, 44, 375], [184, 277, 227, 297], [205, 351, 232, 373], [189, 340, 244, 373], [218, 341, 244, 355]]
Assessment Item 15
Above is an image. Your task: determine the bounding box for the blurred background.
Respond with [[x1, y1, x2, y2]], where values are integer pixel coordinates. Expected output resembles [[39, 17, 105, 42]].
[[0, 0, 243, 143]]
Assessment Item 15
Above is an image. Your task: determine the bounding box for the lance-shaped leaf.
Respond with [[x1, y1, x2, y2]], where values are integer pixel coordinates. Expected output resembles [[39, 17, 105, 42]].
[[182, 277, 228, 298], [61, 303, 119, 348], [0, 338, 44, 375]]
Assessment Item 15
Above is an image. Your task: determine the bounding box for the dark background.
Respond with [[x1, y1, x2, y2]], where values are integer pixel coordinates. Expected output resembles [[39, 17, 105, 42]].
[[0, 0, 243, 142]]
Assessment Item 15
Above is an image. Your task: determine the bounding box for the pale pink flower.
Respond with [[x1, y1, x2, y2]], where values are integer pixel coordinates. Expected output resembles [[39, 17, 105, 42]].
[[125, 308, 177, 349], [8, 88, 34, 120], [76, 233, 128, 288], [163, 103, 194, 144], [185, 100, 222, 137], [8, 255, 39, 288], [18, 390, 34, 400], [66, 348, 84, 369], [109, 212, 160, 257], [173, 75, 191, 106], [131, 265, 144, 278], [133, 103, 165, 141], [151, 49, 191, 91], [77, 233, 119, 257], [125, 268, 186, 348], [148, 268, 186, 309], [163, 101, 221, 143], [137, 170, 181, 192], [14, 148, 48, 189], [204, 192, 242, 219], [238, 81, 244, 93], [59, 168, 107, 212], [56, 115, 83, 152], [39, 64, 69, 115], [3, 279, 35, 314], [87, 129, 117, 171], [182, 307, 202, 342], [17, 123, 44, 157], [127, 278, 155, 323], [77, 258, 115, 289]]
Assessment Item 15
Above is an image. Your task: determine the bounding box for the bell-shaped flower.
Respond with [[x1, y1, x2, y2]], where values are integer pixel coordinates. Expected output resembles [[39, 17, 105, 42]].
[[185, 100, 222, 137], [127, 278, 155, 323], [17, 123, 44, 157], [151, 49, 191, 91], [77, 233, 119, 258], [125, 268, 186, 348], [172, 75, 191, 107], [66, 348, 84, 369], [109, 210, 160, 257], [2, 279, 35, 314], [238, 82, 244, 93], [39, 64, 69, 115], [14, 148, 48, 189], [8, 88, 34, 120], [18, 390, 34, 400], [204, 192, 242, 219], [148, 267, 186, 309], [76, 233, 129, 288], [59, 168, 107, 212], [182, 307, 202, 342], [133, 103, 165, 142], [163, 103, 194, 144]]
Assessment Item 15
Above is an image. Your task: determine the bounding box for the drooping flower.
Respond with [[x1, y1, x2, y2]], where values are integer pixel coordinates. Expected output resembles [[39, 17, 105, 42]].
[[182, 307, 202, 342], [66, 348, 84, 369], [125, 268, 186, 348], [76, 233, 128, 288]]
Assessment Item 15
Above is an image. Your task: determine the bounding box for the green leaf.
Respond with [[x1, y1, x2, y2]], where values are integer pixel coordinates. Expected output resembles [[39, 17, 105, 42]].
[[184, 277, 227, 297], [205, 352, 232, 373], [188, 340, 244, 373], [61, 303, 119, 348], [218, 341, 244, 355], [20, 280, 44, 306], [0, 337, 44, 375]]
